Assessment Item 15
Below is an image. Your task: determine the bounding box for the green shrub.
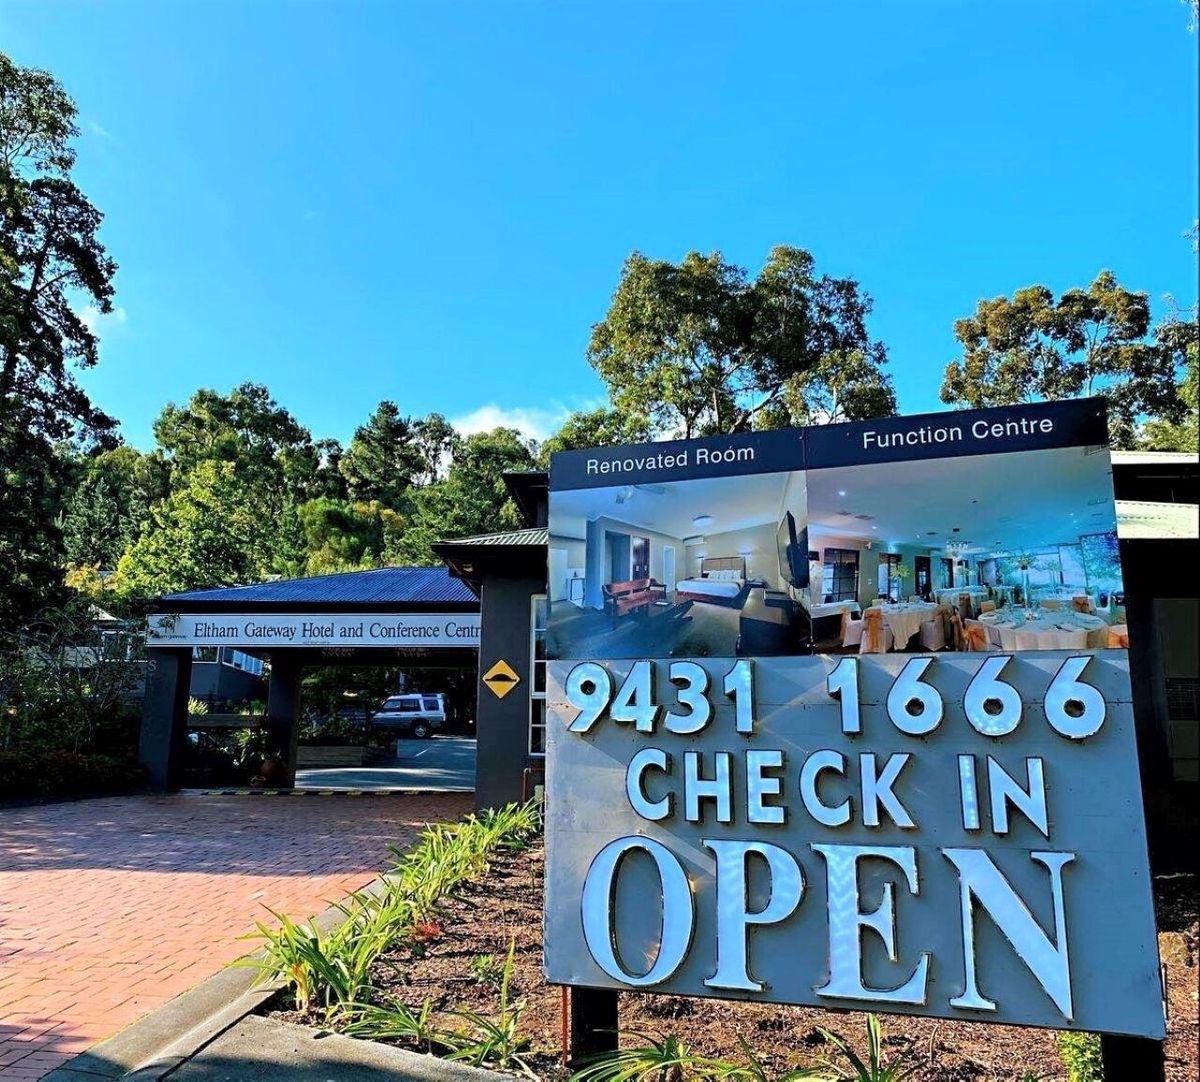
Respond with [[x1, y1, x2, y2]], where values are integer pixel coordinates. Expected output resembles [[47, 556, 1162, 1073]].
[[1056, 1032, 1103, 1082], [242, 894, 392, 1023], [0, 750, 146, 801], [818, 1014, 920, 1080], [244, 800, 541, 1017]]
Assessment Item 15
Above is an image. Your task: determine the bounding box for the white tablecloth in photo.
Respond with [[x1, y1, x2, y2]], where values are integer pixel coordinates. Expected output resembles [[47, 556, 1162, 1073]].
[[874, 603, 938, 647], [936, 586, 989, 604], [977, 611, 1107, 651], [806, 600, 862, 621]]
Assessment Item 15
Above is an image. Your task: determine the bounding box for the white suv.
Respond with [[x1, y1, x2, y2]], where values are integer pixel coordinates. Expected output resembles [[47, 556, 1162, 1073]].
[[369, 693, 446, 739]]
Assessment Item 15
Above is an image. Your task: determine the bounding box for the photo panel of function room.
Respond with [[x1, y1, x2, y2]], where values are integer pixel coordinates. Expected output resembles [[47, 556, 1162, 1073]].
[[547, 469, 811, 660], [805, 442, 1127, 655]]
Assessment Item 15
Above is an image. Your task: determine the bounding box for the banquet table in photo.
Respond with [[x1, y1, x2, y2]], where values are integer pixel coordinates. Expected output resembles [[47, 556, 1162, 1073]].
[[977, 610, 1109, 651], [935, 585, 989, 603], [873, 601, 938, 647]]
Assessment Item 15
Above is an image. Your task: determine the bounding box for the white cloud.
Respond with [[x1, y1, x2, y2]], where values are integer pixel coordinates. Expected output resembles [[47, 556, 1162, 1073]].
[[449, 403, 575, 443], [80, 304, 128, 337], [86, 119, 116, 143]]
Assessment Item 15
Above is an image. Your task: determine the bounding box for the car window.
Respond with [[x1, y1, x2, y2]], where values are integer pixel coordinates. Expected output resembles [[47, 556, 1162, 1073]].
[[398, 699, 419, 712], [422, 698, 440, 711], [381, 698, 403, 710]]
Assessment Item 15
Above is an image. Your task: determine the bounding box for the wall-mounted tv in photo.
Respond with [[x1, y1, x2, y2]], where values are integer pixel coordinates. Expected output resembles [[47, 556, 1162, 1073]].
[[776, 510, 808, 589]]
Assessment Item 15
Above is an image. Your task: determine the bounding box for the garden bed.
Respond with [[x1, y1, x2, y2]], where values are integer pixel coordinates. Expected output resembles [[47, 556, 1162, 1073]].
[[261, 826, 1199, 1080]]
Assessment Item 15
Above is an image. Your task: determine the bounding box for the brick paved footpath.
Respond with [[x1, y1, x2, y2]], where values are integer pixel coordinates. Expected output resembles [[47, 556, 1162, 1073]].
[[0, 791, 472, 1079]]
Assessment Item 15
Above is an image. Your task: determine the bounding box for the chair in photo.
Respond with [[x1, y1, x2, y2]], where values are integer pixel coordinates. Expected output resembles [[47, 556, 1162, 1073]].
[[979, 600, 996, 614], [1108, 624, 1130, 648], [949, 612, 966, 651], [963, 618, 996, 652], [859, 607, 893, 654], [1071, 596, 1093, 614], [919, 612, 945, 651], [840, 605, 863, 650], [958, 592, 973, 621]]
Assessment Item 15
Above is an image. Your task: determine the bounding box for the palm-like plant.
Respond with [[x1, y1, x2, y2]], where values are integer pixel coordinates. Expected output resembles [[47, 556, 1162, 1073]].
[[817, 1015, 920, 1081]]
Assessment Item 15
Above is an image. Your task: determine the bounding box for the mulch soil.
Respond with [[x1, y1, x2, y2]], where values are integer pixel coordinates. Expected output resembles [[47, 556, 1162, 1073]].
[[267, 841, 1199, 1081]]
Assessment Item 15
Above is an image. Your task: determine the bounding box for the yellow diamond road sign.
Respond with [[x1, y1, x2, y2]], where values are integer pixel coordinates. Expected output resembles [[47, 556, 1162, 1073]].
[[482, 659, 521, 699]]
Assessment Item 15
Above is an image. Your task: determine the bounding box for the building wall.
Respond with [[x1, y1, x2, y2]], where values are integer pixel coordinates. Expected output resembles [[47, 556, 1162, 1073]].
[[475, 573, 545, 810], [684, 521, 781, 589], [1120, 538, 1198, 873], [583, 516, 685, 609], [548, 534, 586, 602]]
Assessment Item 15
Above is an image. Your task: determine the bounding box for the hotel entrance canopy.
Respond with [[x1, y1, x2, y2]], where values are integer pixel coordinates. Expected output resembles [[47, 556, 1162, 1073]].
[[140, 566, 481, 790]]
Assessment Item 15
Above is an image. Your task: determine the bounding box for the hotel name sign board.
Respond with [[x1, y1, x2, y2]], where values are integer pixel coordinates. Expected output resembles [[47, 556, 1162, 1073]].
[[147, 612, 481, 648], [544, 398, 1164, 1040]]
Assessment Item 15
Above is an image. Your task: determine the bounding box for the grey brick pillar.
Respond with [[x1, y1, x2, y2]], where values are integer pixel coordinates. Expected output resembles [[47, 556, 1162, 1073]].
[[139, 647, 193, 792]]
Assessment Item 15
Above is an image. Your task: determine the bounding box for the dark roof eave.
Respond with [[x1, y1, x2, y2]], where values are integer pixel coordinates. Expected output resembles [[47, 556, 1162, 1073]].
[[433, 539, 547, 595]]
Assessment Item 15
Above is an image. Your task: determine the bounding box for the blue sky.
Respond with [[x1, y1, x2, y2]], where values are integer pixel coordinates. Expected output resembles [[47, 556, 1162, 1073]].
[[3, 1, 1197, 448]]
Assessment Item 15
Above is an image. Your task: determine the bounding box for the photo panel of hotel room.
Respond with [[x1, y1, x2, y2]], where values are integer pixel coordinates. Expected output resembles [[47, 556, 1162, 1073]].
[[546, 469, 811, 660], [807, 443, 1129, 656]]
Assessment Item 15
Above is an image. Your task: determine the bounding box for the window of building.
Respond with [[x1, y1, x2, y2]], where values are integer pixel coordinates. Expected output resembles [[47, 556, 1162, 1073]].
[[530, 595, 548, 756], [878, 553, 903, 602], [226, 650, 264, 676], [192, 646, 219, 663], [822, 549, 859, 603]]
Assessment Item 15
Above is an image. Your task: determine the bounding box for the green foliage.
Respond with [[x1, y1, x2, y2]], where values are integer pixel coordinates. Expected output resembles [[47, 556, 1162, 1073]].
[[298, 713, 371, 747], [297, 497, 386, 574], [186, 696, 209, 716], [540, 407, 654, 464], [0, 405, 70, 625], [441, 941, 536, 1078], [1055, 1032, 1104, 1082], [817, 1015, 919, 1081], [941, 272, 1191, 447], [1139, 317, 1198, 452], [469, 952, 505, 989], [339, 996, 449, 1052], [391, 427, 536, 562], [61, 446, 169, 571], [0, 599, 144, 755], [243, 898, 392, 1022], [244, 802, 540, 1019], [0, 749, 145, 800], [588, 246, 894, 438], [114, 460, 297, 597], [571, 1032, 764, 1082], [0, 52, 118, 443], [340, 401, 426, 506], [152, 382, 329, 510]]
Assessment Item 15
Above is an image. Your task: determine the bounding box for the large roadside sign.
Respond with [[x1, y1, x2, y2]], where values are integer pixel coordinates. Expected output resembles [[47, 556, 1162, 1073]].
[[543, 398, 1164, 1039]]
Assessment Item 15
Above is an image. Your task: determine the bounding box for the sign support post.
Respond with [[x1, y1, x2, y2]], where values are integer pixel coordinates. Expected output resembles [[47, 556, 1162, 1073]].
[[1100, 1034, 1165, 1079], [567, 987, 619, 1065]]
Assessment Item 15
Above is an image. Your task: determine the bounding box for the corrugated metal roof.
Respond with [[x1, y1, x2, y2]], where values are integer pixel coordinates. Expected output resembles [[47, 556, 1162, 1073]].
[[438, 527, 549, 546], [161, 566, 477, 605], [1116, 500, 1199, 540]]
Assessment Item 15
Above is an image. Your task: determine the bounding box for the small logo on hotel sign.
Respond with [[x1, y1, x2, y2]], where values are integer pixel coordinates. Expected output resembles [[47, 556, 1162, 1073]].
[[482, 659, 521, 699]]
